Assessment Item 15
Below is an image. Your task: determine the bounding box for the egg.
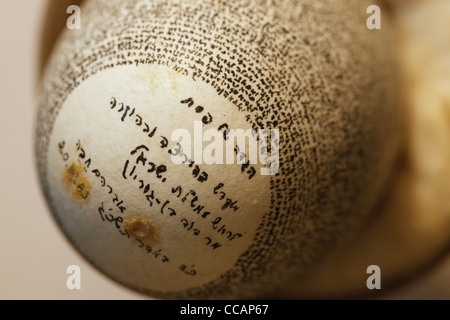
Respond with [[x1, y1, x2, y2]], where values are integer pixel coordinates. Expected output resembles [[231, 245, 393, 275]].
[[35, 0, 402, 299]]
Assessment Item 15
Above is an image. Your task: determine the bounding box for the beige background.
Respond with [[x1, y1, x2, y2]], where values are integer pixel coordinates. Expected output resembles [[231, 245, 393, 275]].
[[0, 0, 449, 299]]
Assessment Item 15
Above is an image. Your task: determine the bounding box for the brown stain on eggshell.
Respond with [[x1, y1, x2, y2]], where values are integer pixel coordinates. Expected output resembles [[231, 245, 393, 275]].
[[139, 64, 179, 94], [122, 216, 161, 245], [62, 162, 92, 203]]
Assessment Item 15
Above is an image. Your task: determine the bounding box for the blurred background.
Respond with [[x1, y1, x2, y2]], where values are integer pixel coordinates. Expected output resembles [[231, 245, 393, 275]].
[[0, 0, 449, 299], [0, 0, 143, 299]]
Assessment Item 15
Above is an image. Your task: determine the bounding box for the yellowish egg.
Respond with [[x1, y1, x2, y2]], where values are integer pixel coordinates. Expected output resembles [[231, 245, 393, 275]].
[[36, 0, 402, 299]]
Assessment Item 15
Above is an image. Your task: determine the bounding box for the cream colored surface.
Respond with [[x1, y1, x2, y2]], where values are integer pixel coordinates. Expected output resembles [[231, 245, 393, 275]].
[[0, 0, 449, 299], [47, 64, 270, 292]]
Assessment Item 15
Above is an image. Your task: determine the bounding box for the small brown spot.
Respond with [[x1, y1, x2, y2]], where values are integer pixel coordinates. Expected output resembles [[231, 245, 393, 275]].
[[122, 216, 160, 245], [62, 162, 91, 203]]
